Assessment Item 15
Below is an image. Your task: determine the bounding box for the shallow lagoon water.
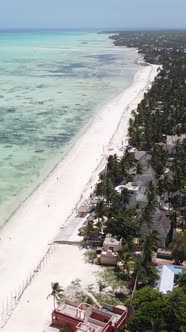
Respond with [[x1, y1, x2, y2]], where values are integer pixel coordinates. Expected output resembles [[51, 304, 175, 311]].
[[0, 31, 139, 226]]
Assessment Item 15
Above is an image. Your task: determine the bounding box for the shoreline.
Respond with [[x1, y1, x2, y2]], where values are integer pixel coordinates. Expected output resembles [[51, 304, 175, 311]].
[[0, 59, 136, 229], [0, 62, 159, 326], [0, 77, 133, 230]]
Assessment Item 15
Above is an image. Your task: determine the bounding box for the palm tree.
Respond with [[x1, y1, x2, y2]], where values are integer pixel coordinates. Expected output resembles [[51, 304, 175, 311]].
[[151, 145, 169, 176], [177, 270, 186, 292], [123, 150, 136, 169], [123, 235, 134, 252], [118, 251, 135, 276], [119, 150, 136, 179], [119, 187, 131, 209], [144, 318, 168, 332], [164, 289, 186, 331], [94, 220, 103, 234], [96, 177, 118, 208], [106, 210, 137, 240], [140, 182, 157, 229], [169, 210, 178, 240], [142, 230, 159, 265], [131, 230, 159, 300], [82, 221, 96, 236], [157, 175, 173, 196], [146, 181, 157, 201], [95, 200, 107, 219], [140, 202, 156, 229], [136, 162, 143, 175], [130, 259, 145, 300], [140, 209, 152, 229], [47, 282, 64, 309], [106, 154, 121, 184], [170, 232, 186, 265]]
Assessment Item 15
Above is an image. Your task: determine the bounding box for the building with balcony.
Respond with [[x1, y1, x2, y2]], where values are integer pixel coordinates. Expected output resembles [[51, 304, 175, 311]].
[[51, 300, 128, 332], [96, 235, 122, 266]]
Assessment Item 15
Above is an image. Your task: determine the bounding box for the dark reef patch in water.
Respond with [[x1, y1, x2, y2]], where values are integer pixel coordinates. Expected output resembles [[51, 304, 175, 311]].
[[41, 133, 72, 147], [37, 111, 50, 116], [24, 128, 36, 132], [65, 118, 73, 123], [4, 145, 13, 148], [35, 149, 44, 153], [84, 54, 115, 62], [55, 63, 86, 70], [0, 107, 16, 113], [36, 84, 45, 89], [37, 101, 45, 105]]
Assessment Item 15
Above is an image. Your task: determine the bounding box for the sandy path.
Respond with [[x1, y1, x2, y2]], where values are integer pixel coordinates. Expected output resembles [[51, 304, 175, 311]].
[[0, 63, 159, 330]]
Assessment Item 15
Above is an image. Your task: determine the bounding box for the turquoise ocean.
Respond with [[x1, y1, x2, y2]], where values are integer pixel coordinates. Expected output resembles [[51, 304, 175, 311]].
[[0, 30, 139, 227]]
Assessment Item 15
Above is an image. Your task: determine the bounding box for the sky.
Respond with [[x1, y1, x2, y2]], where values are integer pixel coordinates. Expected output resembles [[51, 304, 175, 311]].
[[1, 0, 186, 30]]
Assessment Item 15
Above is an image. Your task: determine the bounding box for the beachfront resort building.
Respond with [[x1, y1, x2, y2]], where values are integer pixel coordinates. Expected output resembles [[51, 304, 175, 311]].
[[115, 182, 147, 207], [51, 300, 128, 332], [96, 235, 122, 266], [103, 235, 122, 252], [97, 249, 118, 266]]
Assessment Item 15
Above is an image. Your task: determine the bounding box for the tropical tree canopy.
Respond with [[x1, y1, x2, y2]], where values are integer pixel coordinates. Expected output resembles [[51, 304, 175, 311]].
[[170, 232, 186, 264], [128, 286, 166, 332], [128, 286, 186, 332], [106, 210, 138, 240]]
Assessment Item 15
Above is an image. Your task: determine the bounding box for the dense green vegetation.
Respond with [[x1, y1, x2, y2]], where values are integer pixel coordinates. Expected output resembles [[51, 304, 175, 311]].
[[128, 284, 186, 332], [96, 30, 186, 245], [94, 30, 186, 331], [110, 31, 186, 147]]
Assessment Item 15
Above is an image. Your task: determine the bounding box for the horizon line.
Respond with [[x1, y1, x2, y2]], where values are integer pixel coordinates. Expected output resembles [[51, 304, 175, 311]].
[[0, 27, 186, 32]]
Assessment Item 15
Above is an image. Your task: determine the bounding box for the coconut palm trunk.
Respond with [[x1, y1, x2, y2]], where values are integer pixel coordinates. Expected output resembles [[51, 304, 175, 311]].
[[47, 282, 64, 310]]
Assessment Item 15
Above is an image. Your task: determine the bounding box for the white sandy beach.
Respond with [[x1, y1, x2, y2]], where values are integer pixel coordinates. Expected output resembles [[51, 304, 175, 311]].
[[0, 63, 159, 330], [2, 245, 103, 332]]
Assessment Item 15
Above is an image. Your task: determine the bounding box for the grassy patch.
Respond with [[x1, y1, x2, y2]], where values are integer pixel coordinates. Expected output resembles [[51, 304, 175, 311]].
[[84, 249, 96, 263]]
